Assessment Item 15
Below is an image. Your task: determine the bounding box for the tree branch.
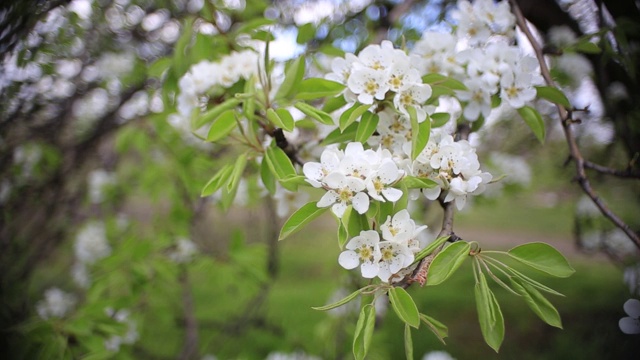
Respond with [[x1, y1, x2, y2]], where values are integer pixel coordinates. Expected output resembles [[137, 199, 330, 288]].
[[509, 0, 640, 250]]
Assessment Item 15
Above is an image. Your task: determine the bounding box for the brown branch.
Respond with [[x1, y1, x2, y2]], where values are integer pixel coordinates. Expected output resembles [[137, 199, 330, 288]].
[[583, 160, 640, 179], [509, 0, 640, 250]]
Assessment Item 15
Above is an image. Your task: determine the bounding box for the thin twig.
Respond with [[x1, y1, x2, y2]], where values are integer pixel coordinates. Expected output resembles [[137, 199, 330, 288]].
[[583, 160, 640, 179], [509, 0, 640, 250]]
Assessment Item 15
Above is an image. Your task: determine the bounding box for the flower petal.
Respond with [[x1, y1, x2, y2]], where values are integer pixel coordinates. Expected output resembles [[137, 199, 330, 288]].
[[619, 317, 640, 334], [360, 261, 380, 278], [338, 250, 360, 270], [352, 192, 370, 214], [624, 298, 640, 318]]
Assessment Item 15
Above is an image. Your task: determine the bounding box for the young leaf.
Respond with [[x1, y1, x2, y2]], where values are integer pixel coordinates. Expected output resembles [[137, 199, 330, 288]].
[[266, 108, 295, 132], [517, 106, 545, 144], [296, 22, 315, 44], [413, 236, 451, 264], [507, 242, 575, 277], [340, 103, 371, 131], [426, 241, 471, 286], [260, 158, 276, 195], [409, 106, 431, 160], [265, 145, 296, 180], [353, 304, 376, 360], [206, 109, 238, 142], [475, 272, 505, 352], [275, 56, 305, 100], [279, 175, 308, 192], [430, 112, 450, 128], [321, 122, 358, 145], [194, 97, 241, 129], [573, 41, 601, 54], [201, 164, 234, 197], [312, 287, 365, 311], [388, 287, 420, 328], [399, 176, 438, 189], [279, 202, 329, 240], [355, 112, 379, 143], [419, 313, 448, 344], [505, 266, 565, 297], [343, 207, 370, 238], [227, 152, 248, 192], [295, 78, 345, 100], [510, 277, 563, 328], [337, 221, 349, 248], [295, 102, 335, 125], [322, 95, 348, 113], [404, 324, 414, 360], [535, 86, 571, 109], [421, 73, 467, 90]]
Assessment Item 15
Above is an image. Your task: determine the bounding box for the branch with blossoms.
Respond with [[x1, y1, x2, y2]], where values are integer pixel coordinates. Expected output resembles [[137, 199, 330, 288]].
[[179, 0, 583, 357], [508, 0, 640, 251]]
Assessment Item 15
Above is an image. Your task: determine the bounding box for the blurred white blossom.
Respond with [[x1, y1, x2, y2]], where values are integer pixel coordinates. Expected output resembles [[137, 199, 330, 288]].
[[36, 288, 76, 320]]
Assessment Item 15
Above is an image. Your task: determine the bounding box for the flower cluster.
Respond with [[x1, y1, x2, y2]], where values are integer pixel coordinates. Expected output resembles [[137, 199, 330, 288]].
[[326, 40, 433, 122], [451, 0, 515, 45], [36, 287, 77, 320], [167, 237, 199, 263], [412, 134, 492, 210], [338, 210, 427, 282], [303, 142, 404, 218], [104, 307, 139, 352], [72, 221, 112, 288], [177, 50, 259, 118]]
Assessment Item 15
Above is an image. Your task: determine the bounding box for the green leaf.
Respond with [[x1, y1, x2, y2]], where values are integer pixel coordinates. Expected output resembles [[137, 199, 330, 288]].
[[337, 221, 349, 248], [279, 202, 329, 240], [413, 236, 450, 264], [353, 304, 376, 360], [507, 242, 575, 277], [388, 287, 420, 328], [276, 56, 305, 100], [322, 122, 357, 145], [573, 41, 601, 54], [340, 103, 371, 131], [510, 277, 562, 328], [517, 106, 546, 144], [227, 153, 248, 192], [265, 145, 296, 180], [535, 86, 571, 108], [475, 272, 505, 352], [426, 241, 470, 286], [295, 102, 335, 125], [233, 18, 275, 36], [266, 108, 295, 132], [430, 112, 450, 128], [206, 109, 238, 142], [322, 95, 348, 113], [421, 73, 467, 90], [312, 287, 365, 311], [404, 324, 414, 360], [147, 57, 172, 78], [506, 266, 565, 296], [409, 107, 431, 160], [195, 98, 241, 129], [260, 158, 276, 195], [295, 78, 345, 100], [201, 165, 234, 197], [344, 207, 370, 238], [419, 313, 448, 344], [279, 175, 308, 192], [355, 112, 379, 143], [399, 175, 438, 189], [297, 22, 316, 44]]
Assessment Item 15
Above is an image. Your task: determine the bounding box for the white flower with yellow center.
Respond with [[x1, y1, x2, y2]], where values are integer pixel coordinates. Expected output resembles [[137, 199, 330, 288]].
[[377, 241, 415, 282], [316, 172, 369, 218], [500, 70, 536, 109], [365, 159, 403, 202], [302, 146, 343, 188], [338, 230, 382, 278], [394, 83, 432, 122], [347, 67, 389, 104]]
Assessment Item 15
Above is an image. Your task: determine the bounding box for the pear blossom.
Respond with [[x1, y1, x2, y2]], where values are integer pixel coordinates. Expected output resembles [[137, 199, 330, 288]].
[[74, 221, 111, 265], [500, 70, 537, 108], [394, 83, 432, 122], [36, 288, 76, 320], [377, 241, 415, 282], [302, 146, 343, 187], [347, 66, 389, 104], [366, 159, 403, 202], [338, 230, 382, 278], [619, 299, 640, 335], [456, 78, 493, 121], [316, 172, 369, 217]]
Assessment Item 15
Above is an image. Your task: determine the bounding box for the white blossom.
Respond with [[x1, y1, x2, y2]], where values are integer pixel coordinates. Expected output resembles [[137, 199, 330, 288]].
[[619, 299, 640, 335], [338, 230, 382, 278], [74, 221, 111, 264], [36, 288, 76, 320]]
